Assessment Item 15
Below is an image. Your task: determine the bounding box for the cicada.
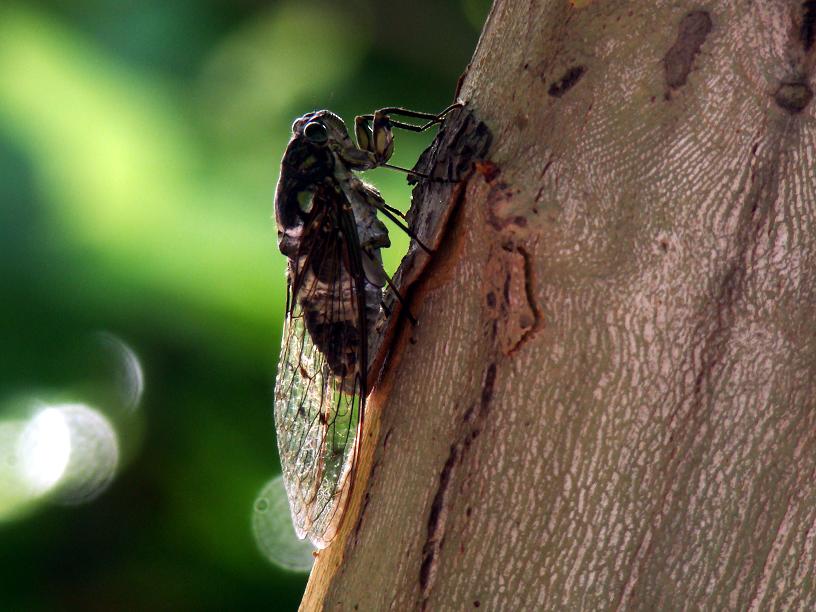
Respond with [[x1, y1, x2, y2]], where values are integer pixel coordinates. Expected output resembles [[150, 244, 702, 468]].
[[273, 104, 458, 548]]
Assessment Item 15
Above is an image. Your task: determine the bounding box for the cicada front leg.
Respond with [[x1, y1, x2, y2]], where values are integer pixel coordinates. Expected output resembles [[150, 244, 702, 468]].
[[354, 103, 463, 172], [354, 110, 394, 166]]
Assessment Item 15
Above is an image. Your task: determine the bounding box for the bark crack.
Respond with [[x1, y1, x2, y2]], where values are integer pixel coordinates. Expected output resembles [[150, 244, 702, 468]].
[[419, 443, 458, 607], [418, 362, 497, 610]]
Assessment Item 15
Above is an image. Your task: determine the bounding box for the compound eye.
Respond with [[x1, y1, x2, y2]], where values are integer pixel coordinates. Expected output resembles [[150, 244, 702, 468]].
[[303, 121, 328, 144]]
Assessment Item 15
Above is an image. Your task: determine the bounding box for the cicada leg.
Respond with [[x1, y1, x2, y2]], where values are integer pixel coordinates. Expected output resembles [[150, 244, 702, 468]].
[[354, 110, 393, 166], [354, 103, 463, 176]]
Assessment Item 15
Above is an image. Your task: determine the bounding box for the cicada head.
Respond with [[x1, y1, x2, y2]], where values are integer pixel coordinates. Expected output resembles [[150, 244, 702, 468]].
[[291, 110, 375, 170], [291, 111, 350, 150]]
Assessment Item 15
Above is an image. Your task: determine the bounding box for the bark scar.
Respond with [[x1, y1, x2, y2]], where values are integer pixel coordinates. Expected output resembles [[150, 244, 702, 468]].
[[419, 443, 457, 607], [476, 164, 541, 353], [483, 245, 538, 354]]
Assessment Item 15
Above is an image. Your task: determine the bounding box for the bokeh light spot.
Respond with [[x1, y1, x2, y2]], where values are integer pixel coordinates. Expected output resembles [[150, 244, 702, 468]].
[[95, 331, 145, 411], [252, 475, 315, 572], [15, 403, 120, 506], [17, 407, 71, 493], [48, 403, 119, 505]]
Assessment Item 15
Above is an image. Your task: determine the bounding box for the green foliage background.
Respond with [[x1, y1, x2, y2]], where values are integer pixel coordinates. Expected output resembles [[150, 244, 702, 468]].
[[0, 0, 487, 609]]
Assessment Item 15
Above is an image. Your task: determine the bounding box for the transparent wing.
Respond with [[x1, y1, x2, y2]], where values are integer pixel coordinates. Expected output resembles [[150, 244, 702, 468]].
[[273, 222, 366, 549]]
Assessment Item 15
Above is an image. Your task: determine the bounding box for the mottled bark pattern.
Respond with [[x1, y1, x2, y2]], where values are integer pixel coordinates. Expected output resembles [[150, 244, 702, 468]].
[[303, 1, 816, 610]]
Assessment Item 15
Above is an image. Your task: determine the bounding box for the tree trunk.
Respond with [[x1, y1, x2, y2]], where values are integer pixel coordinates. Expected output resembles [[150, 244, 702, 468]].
[[302, 1, 816, 609]]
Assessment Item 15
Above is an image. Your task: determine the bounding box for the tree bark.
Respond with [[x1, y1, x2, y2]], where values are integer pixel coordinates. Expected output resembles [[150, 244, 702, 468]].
[[303, 1, 816, 609]]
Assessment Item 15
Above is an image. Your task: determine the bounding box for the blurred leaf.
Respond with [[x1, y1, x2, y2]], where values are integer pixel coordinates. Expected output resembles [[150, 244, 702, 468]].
[[198, 2, 368, 147], [0, 5, 282, 344]]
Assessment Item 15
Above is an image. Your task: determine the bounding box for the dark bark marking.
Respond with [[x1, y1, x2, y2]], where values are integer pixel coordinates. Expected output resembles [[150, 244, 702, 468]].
[[420, 443, 458, 608], [802, 1, 816, 50], [419, 361, 499, 608], [774, 81, 813, 114], [664, 11, 712, 90], [548, 65, 586, 97], [462, 402, 476, 424], [481, 362, 497, 409], [512, 112, 529, 130]]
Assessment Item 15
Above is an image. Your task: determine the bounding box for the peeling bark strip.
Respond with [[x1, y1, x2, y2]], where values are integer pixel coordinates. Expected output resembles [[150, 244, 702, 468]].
[[664, 10, 712, 90], [548, 65, 586, 97], [367, 107, 492, 389]]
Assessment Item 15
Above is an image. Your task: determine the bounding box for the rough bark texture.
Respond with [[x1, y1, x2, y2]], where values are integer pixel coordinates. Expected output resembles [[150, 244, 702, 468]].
[[302, 1, 816, 609]]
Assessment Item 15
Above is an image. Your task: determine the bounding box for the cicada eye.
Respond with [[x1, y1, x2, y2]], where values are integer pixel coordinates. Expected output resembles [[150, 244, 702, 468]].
[[303, 121, 328, 144]]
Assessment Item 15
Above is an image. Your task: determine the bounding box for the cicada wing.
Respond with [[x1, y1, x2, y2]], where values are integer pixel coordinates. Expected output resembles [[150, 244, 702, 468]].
[[273, 230, 367, 549]]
